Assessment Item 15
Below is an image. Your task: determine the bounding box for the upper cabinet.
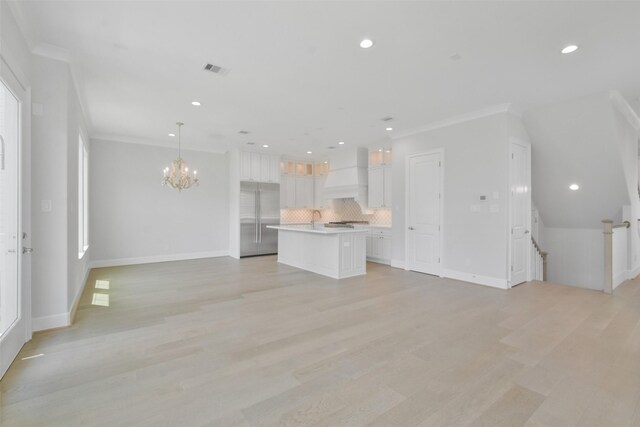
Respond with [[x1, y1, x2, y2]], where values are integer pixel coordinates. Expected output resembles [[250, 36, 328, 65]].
[[368, 147, 392, 209], [239, 151, 280, 183], [369, 146, 392, 167], [314, 161, 331, 209], [280, 159, 330, 209]]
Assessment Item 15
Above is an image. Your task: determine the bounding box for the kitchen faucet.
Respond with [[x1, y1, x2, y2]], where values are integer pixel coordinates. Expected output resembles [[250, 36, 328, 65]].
[[311, 209, 322, 227]]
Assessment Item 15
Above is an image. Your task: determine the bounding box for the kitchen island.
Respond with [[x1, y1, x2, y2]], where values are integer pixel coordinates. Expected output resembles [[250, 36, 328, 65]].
[[267, 224, 368, 279]]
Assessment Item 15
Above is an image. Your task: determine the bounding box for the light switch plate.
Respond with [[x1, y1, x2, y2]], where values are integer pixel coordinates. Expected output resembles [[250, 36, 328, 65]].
[[41, 200, 52, 212]]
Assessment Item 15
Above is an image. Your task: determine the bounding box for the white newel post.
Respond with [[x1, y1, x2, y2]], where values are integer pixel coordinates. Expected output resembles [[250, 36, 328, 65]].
[[602, 220, 613, 295]]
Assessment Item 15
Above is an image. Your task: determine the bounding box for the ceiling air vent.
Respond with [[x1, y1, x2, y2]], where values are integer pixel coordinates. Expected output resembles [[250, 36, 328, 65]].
[[238, 130, 250, 135], [203, 63, 230, 76], [381, 116, 394, 122]]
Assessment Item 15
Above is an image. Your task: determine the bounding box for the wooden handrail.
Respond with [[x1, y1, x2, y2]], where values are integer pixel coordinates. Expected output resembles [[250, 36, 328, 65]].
[[613, 221, 630, 229]]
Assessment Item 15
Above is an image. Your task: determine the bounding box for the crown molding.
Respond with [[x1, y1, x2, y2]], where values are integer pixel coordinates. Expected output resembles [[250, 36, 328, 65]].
[[91, 134, 228, 154], [7, 1, 95, 134], [394, 103, 523, 140]]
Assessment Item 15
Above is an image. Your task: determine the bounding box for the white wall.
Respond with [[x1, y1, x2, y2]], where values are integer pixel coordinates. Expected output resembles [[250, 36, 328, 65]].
[[30, 55, 70, 328], [228, 149, 240, 259], [66, 74, 90, 310], [525, 92, 630, 229], [392, 112, 513, 287], [90, 139, 229, 265], [612, 227, 628, 290], [611, 100, 640, 279], [544, 228, 603, 291]]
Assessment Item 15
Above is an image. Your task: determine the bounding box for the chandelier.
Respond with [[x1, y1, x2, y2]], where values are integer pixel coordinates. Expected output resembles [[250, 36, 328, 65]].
[[162, 122, 199, 190]]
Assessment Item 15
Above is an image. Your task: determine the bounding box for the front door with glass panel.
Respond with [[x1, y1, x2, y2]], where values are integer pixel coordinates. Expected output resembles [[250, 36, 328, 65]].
[[0, 78, 26, 379]]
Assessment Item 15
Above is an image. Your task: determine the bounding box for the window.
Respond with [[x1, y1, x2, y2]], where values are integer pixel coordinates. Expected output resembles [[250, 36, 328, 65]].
[[78, 134, 89, 258]]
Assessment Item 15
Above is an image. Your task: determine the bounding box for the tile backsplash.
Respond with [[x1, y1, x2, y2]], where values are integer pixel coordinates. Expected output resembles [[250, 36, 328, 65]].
[[281, 199, 392, 225]]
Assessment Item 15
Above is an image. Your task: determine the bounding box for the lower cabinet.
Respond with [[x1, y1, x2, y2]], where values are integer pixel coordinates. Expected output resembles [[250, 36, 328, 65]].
[[366, 228, 392, 265]]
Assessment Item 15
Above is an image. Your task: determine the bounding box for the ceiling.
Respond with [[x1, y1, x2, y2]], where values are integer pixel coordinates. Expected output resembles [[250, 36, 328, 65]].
[[9, 1, 640, 156]]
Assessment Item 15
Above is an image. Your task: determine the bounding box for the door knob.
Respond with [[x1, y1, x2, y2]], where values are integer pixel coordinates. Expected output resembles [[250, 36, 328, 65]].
[[525, 230, 530, 234], [408, 226, 414, 230], [22, 247, 33, 254]]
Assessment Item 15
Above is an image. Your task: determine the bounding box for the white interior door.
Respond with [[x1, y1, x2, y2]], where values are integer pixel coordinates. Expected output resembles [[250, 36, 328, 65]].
[[406, 151, 442, 275], [509, 140, 530, 287], [0, 74, 29, 379]]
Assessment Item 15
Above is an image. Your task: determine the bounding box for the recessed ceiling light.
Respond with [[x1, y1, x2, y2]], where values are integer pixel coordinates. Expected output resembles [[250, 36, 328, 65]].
[[168, 133, 175, 137], [561, 45, 579, 54], [386, 127, 393, 131], [246, 142, 255, 145], [307, 151, 313, 154], [262, 144, 269, 148], [569, 184, 580, 191], [338, 141, 345, 145], [378, 148, 383, 152], [360, 39, 374, 49], [191, 101, 201, 106]]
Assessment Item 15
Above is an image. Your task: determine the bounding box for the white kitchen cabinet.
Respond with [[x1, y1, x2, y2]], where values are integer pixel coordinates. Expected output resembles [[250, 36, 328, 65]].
[[383, 166, 392, 207], [368, 165, 391, 208], [295, 176, 314, 209], [280, 159, 330, 210], [280, 175, 312, 209], [240, 151, 280, 183], [280, 175, 296, 208], [274, 226, 367, 279], [366, 227, 392, 265], [369, 147, 392, 166], [314, 175, 331, 209], [260, 154, 280, 183]]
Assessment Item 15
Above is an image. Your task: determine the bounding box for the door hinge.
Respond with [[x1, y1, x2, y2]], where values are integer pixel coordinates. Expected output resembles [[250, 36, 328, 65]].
[[511, 265, 514, 272], [439, 193, 441, 199], [439, 161, 441, 167], [438, 258, 441, 263], [511, 153, 514, 159]]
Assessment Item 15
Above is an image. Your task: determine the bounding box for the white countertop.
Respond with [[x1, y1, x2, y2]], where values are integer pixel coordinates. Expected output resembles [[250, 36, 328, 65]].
[[268, 224, 369, 234]]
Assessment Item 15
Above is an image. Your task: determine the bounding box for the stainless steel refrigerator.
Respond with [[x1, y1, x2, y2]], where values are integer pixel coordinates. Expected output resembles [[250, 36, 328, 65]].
[[240, 182, 280, 257]]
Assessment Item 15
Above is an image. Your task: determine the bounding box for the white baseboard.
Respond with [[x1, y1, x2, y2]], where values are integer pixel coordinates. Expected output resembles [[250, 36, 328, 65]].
[[442, 269, 509, 290], [629, 265, 640, 280], [390, 259, 405, 269], [90, 250, 229, 269], [32, 313, 70, 332]]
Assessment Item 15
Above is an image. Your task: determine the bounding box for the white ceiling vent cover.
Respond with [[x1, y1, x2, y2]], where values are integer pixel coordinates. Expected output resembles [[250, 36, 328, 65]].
[[203, 63, 230, 76]]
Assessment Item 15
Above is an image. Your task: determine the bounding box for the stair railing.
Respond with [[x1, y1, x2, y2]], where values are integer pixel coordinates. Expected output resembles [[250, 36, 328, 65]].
[[531, 236, 548, 281]]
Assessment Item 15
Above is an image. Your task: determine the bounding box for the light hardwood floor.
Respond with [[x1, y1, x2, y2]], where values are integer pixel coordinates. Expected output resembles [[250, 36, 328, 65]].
[[1, 256, 639, 426]]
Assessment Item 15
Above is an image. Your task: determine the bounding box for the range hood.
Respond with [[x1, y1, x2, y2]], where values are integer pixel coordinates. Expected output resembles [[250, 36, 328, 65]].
[[323, 147, 369, 211]]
